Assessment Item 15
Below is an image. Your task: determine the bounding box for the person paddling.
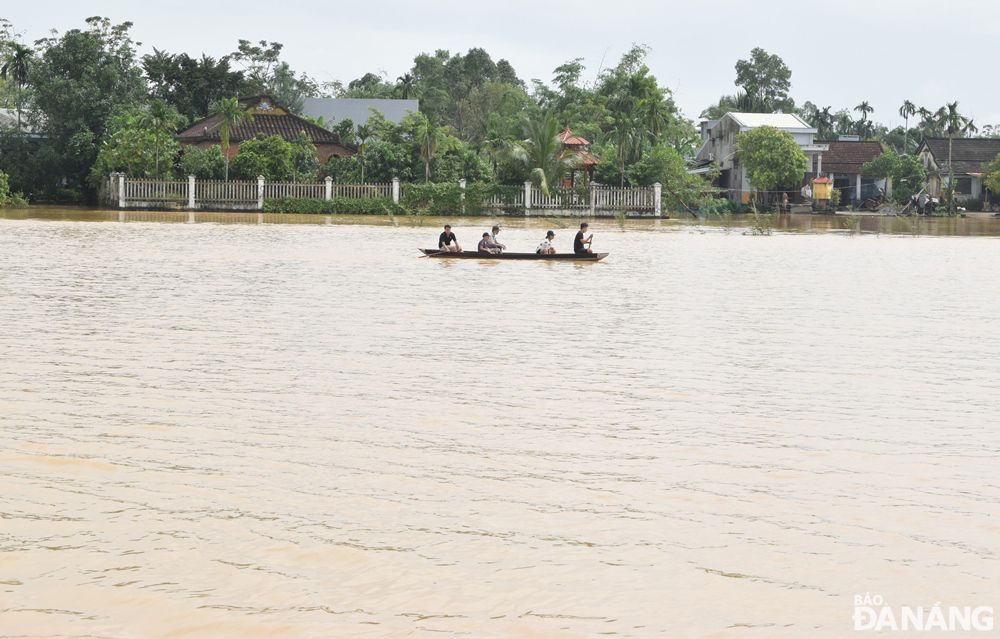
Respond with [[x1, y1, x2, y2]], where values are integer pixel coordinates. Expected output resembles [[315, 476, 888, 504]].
[[438, 225, 461, 252], [574, 223, 593, 254]]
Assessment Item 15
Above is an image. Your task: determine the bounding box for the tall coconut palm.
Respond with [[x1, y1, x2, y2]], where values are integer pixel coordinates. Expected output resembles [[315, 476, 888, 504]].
[[510, 112, 569, 195], [417, 118, 440, 183], [854, 101, 873, 122], [853, 101, 874, 138], [0, 43, 32, 131], [938, 102, 969, 214], [208, 97, 253, 181], [898, 100, 917, 154], [139, 100, 186, 179], [355, 123, 374, 184]]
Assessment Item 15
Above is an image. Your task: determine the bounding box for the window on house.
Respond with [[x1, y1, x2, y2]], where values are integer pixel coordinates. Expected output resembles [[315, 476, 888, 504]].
[[955, 177, 972, 195]]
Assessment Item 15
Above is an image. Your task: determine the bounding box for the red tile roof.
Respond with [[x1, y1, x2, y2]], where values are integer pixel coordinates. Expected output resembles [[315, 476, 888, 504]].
[[557, 126, 589, 146], [816, 140, 884, 174], [177, 94, 353, 150]]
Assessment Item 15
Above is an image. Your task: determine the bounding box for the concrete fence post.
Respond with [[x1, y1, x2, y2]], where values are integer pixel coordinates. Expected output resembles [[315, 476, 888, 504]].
[[459, 178, 466, 214], [188, 175, 196, 209], [392, 177, 400, 204], [117, 173, 125, 209], [257, 175, 265, 210], [653, 182, 662, 217], [524, 180, 532, 215], [325, 176, 332, 201], [590, 183, 597, 216]]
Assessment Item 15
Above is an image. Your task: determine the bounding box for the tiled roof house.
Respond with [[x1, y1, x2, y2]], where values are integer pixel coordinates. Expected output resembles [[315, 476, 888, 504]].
[[916, 137, 1000, 199], [176, 95, 356, 164]]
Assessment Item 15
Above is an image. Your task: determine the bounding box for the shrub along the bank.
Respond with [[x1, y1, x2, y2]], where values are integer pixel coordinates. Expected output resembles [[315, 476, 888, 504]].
[[264, 183, 527, 216], [401, 182, 521, 215], [262, 196, 404, 216]]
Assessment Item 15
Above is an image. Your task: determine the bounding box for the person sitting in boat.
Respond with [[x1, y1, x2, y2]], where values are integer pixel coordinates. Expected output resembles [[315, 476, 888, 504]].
[[438, 225, 461, 252], [536, 231, 556, 254], [574, 223, 594, 254], [487, 226, 506, 253], [478, 233, 499, 254]]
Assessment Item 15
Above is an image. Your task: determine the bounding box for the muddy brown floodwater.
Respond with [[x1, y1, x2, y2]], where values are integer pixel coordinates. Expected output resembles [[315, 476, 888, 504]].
[[2, 209, 999, 638]]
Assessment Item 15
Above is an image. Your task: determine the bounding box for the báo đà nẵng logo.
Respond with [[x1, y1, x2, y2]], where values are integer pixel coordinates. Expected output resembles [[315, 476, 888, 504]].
[[854, 594, 993, 631]]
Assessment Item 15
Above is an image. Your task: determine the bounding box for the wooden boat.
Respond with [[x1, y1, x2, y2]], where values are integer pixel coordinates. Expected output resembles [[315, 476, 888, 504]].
[[420, 249, 608, 261]]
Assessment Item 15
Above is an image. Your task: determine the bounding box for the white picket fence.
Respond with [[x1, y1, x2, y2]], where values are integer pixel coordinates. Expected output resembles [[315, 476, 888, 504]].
[[107, 174, 662, 215], [195, 180, 259, 204], [121, 179, 188, 203], [263, 182, 325, 200]]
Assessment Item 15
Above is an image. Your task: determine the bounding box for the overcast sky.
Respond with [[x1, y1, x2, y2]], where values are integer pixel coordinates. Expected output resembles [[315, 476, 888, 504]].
[[5, 0, 999, 127]]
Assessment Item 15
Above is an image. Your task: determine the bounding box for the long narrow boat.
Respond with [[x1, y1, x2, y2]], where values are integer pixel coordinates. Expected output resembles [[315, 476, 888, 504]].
[[420, 249, 609, 261]]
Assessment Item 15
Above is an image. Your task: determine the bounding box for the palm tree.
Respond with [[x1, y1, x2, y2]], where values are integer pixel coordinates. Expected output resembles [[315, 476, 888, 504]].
[[139, 100, 186, 179], [898, 101, 917, 154], [1, 43, 32, 131], [417, 118, 439, 183], [510, 112, 569, 195], [638, 97, 672, 148], [812, 106, 835, 140], [355, 123, 374, 184], [854, 101, 873, 122], [208, 97, 253, 181], [853, 101, 874, 138], [606, 115, 641, 188], [938, 102, 967, 214], [396, 73, 414, 99], [482, 123, 513, 175]]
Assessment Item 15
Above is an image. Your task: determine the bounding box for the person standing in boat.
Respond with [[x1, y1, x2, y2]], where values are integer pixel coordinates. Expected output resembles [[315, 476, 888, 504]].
[[438, 225, 461, 252], [478, 232, 499, 254], [536, 231, 556, 254], [487, 226, 506, 253], [574, 223, 594, 254]]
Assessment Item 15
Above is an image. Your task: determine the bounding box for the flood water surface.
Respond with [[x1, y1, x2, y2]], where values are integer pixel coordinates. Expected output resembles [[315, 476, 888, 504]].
[[1, 212, 999, 638]]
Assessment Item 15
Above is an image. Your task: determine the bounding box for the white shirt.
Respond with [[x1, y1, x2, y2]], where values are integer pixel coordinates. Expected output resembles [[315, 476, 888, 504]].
[[536, 239, 553, 252]]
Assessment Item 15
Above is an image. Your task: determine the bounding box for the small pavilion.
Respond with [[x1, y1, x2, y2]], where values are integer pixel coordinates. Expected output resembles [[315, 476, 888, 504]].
[[557, 126, 599, 186]]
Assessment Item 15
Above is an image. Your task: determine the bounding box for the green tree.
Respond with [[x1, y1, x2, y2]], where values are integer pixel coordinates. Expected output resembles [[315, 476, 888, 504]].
[[605, 115, 641, 188], [30, 17, 147, 191], [230, 133, 294, 181], [982, 153, 1000, 196], [139, 100, 186, 179], [629, 145, 717, 215], [735, 125, 809, 192], [861, 149, 927, 203], [899, 100, 917, 153], [289, 131, 317, 182], [143, 50, 254, 121], [0, 169, 28, 208], [1, 43, 32, 130], [355, 123, 374, 183], [417, 115, 441, 182], [936, 101, 972, 214], [89, 108, 181, 184], [734, 48, 793, 111], [511, 112, 568, 195], [231, 39, 283, 90], [208, 97, 253, 181], [180, 144, 226, 180]]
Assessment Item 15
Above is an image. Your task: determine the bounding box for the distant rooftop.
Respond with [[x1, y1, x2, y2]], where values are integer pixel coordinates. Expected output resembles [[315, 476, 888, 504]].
[[726, 112, 814, 130], [300, 98, 419, 128], [0, 108, 41, 135]]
